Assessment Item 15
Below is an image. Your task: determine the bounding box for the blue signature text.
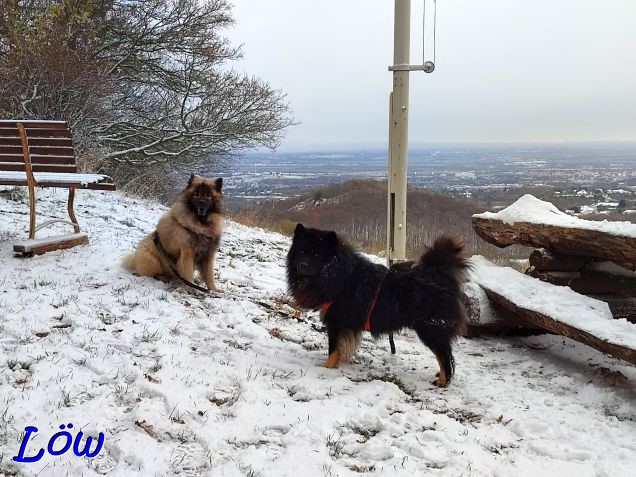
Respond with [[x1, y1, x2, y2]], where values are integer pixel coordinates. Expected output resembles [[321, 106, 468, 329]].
[[13, 424, 105, 463]]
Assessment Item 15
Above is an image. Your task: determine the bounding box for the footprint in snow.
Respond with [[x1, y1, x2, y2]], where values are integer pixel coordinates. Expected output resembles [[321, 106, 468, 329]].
[[170, 441, 210, 476]]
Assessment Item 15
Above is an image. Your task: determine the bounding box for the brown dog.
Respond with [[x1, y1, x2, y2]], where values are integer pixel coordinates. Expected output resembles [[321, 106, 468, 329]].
[[122, 174, 223, 291]]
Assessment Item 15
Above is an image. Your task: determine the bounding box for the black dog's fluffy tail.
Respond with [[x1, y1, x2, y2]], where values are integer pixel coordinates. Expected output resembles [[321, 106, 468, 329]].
[[417, 235, 471, 281]]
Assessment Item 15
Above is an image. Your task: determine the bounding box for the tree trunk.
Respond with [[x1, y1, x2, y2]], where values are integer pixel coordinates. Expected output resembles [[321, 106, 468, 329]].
[[480, 286, 636, 365], [528, 249, 596, 271], [472, 216, 636, 269], [526, 268, 636, 297]]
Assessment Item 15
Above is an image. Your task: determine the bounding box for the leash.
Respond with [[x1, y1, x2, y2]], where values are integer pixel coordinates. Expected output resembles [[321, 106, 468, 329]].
[[152, 231, 396, 353], [152, 231, 211, 294]]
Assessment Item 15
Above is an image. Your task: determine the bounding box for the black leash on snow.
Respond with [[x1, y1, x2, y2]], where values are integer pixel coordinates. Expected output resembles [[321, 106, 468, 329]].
[[152, 231, 211, 294], [153, 230, 396, 354], [388, 333, 396, 354]]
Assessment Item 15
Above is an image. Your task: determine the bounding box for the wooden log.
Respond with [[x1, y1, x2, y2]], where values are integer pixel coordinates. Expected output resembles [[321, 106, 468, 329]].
[[462, 281, 538, 336], [527, 268, 636, 297], [471, 256, 636, 365], [481, 286, 636, 364], [526, 269, 572, 286], [473, 217, 636, 269], [528, 249, 595, 272]]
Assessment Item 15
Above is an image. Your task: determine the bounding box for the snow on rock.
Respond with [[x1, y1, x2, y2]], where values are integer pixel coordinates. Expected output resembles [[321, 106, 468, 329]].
[[0, 186, 635, 476], [473, 194, 636, 238], [471, 256, 636, 350]]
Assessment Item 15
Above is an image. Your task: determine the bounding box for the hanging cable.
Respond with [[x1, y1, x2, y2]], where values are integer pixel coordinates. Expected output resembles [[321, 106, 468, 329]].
[[422, 0, 436, 73]]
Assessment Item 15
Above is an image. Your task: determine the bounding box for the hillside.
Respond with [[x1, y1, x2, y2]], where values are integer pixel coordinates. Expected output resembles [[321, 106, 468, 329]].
[[0, 186, 635, 476], [233, 180, 525, 260]]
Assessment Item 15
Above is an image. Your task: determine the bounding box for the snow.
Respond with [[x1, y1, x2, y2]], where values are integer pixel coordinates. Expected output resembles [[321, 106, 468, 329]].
[[470, 256, 636, 350], [0, 171, 110, 186], [473, 194, 636, 238], [0, 187, 635, 476]]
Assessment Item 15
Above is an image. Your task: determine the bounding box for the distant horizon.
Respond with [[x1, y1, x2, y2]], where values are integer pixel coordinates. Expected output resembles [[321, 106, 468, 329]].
[[249, 140, 636, 155]]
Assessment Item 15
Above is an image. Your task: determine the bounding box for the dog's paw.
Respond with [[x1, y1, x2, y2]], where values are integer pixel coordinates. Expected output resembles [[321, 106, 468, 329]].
[[432, 376, 448, 388], [323, 353, 341, 368]]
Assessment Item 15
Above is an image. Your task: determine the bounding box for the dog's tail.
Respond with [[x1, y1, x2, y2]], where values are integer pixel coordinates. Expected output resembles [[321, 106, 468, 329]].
[[417, 235, 471, 281], [121, 252, 136, 272]]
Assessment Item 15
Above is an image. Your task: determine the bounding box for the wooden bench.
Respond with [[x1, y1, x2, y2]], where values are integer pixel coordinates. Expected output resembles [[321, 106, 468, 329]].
[[0, 120, 115, 255]]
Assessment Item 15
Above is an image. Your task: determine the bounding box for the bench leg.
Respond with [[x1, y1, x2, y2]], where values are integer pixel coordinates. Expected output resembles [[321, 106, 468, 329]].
[[27, 181, 36, 240], [67, 188, 81, 233]]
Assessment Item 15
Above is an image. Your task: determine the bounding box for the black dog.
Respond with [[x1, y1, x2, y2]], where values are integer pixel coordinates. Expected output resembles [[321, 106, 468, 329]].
[[286, 224, 469, 387]]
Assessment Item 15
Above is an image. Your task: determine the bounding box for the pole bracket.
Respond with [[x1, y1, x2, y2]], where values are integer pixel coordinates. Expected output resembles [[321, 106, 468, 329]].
[[388, 62, 435, 73]]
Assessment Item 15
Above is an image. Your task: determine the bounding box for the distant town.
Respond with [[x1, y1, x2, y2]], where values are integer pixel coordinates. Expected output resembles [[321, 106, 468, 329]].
[[212, 143, 635, 217]]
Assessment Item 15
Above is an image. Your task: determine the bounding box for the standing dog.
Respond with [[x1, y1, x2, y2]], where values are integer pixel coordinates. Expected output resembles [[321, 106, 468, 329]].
[[123, 174, 223, 291], [286, 224, 469, 387]]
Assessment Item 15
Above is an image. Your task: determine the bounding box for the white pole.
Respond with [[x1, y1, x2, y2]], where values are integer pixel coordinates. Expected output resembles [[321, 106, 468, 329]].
[[387, 0, 411, 266]]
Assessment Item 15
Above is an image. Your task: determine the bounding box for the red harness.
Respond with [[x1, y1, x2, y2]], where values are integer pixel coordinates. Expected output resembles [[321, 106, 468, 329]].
[[321, 286, 381, 332]]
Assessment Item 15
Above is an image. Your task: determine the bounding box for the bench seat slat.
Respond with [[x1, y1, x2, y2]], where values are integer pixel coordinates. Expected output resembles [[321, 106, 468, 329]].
[[35, 181, 115, 190], [0, 146, 22, 154], [0, 163, 77, 173], [0, 171, 113, 190], [0, 137, 74, 147], [0, 145, 75, 156], [0, 154, 77, 164], [0, 120, 68, 129], [30, 146, 76, 156], [0, 128, 71, 138]]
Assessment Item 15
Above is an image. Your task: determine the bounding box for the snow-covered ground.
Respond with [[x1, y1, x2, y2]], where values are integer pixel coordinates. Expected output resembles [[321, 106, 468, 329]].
[[0, 187, 635, 477]]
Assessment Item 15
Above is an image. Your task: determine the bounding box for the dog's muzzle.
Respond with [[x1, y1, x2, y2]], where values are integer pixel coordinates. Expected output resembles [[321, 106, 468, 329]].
[[296, 261, 315, 276]]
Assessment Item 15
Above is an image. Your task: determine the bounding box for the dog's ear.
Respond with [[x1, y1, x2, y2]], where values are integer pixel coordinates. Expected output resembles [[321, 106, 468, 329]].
[[215, 177, 223, 191], [188, 173, 196, 186], [294, 223, 305, 236]]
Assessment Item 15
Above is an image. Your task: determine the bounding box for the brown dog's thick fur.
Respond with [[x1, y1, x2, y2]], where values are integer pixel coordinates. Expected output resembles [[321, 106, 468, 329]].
[[122, 174, 224, 291]]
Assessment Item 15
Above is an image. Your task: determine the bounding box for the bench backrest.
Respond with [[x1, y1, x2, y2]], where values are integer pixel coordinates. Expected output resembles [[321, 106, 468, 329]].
[[0, 120, 77, 174]]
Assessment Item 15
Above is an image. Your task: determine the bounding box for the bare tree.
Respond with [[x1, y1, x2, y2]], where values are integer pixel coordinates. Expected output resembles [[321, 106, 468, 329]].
[[0, 0, 294, 170]]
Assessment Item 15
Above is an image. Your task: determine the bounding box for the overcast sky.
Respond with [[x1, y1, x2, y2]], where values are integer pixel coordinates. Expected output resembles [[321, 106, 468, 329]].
[[227, 0, 636, 150]]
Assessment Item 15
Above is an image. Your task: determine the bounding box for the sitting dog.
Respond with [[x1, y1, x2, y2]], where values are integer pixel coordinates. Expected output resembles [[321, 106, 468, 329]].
[[123, 174, 223, 291]]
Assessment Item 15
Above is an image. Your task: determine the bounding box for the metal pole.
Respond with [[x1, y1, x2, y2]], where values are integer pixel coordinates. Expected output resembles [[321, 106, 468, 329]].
[[387, 0, 410, 266]]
